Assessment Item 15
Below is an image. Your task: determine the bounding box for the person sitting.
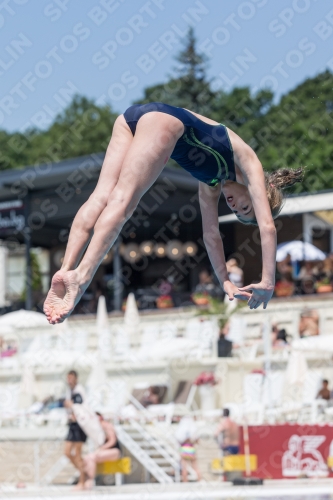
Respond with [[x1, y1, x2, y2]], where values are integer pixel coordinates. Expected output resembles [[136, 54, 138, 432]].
[[272, 327, 288, 348], [141, 386, 161, 407], [274, 272, 295, 297], [299, 308, 319, 337], [298, 261, 316, 294], [316, 379, 331, 401], [313, 258, 333, 282], [84, 412, 121, 489], [194, 269, 221, 298], [226, 258, 243, 289], [276, 253, 293, 277]]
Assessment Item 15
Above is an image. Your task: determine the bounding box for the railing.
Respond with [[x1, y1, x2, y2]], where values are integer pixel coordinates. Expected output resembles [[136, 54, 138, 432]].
[[130, 420, 181, 482], [115, 424, 173, 484]]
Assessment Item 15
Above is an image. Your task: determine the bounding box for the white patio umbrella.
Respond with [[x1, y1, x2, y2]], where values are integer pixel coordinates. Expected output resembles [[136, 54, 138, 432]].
[[96, 295, 109, 331], [0, 309, 48, 329], [96, 296, 112, 358], [276, 241, 326, 262]]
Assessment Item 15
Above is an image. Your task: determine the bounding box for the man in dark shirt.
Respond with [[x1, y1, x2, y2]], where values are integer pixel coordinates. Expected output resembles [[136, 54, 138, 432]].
[[217, 323, 233, 357], [64, 370, 87, 490]]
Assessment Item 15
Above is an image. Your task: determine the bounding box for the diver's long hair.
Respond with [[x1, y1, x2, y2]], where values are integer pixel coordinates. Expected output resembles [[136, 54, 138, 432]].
[[239, 167, 305, 225]]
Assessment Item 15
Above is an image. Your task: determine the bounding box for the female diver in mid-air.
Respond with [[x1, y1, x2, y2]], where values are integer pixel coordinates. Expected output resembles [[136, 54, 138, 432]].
[[44, 102, 303, 324]]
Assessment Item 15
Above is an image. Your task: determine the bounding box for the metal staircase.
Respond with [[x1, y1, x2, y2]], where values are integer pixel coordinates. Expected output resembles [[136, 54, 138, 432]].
[[115, 421, 181, 483]]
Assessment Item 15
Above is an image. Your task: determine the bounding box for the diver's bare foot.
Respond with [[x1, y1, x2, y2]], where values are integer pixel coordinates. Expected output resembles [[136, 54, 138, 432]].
[[84, 479, 94, 490], [44, 270, 86, 324], [72, 482, 85, 491]]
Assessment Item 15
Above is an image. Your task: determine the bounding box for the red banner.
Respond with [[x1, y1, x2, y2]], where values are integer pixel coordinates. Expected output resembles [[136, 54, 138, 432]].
[[240, 424, 333, 479]]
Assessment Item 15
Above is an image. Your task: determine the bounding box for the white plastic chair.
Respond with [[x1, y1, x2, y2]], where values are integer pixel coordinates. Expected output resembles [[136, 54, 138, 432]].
[[113, 326, 131, 358], [137, 324, 160, 359], [160, 322, 177, 341]]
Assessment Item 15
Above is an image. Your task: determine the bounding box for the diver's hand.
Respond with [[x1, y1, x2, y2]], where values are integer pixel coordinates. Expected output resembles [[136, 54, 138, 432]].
[[223, 280, 251, 301], [238, 282, 275, 309]]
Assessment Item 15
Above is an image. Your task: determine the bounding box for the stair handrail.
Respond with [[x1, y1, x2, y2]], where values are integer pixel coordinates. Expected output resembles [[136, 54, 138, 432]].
[[130, 420, 181, 481], [115, 424, 173, 484]]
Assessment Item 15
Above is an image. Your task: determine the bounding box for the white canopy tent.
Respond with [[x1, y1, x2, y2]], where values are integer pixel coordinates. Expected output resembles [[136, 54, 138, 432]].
[[0, 309, 48, 329]]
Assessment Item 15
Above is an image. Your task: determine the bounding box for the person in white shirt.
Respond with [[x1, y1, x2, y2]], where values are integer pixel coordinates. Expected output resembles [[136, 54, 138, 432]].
[[63, 370, 87, 490]]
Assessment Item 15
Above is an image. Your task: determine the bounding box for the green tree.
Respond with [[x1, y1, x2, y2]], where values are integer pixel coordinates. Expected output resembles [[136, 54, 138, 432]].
[[210, 86, 274, 140], [249, 70, 333, 192], [136, 28, 216, 115], [0, 95, 117, 171]]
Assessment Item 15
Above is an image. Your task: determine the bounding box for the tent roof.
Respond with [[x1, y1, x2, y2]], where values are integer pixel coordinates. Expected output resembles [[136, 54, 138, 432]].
[[218, 190, 333, 224], [0, 154, 230, 248]]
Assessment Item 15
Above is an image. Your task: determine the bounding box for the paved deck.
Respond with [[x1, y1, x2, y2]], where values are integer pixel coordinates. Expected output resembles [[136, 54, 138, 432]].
[[1, 479, 333, 499]]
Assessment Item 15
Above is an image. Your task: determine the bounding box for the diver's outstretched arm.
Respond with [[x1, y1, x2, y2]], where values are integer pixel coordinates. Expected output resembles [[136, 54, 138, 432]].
[[235, 144, 276, 309], [198, 182, 251, 302]]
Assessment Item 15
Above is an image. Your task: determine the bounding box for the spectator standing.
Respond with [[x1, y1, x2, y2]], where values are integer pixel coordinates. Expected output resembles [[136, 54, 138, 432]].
[[217, 322, 233, 358], [175, 416, 201, 482], [63, 370, 87, 490], [215, 408, 240, 456], [317, 379, 331, 401]]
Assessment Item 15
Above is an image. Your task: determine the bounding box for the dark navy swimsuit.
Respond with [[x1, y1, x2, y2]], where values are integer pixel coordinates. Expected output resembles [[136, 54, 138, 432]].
[[123, 102, 236, 187]]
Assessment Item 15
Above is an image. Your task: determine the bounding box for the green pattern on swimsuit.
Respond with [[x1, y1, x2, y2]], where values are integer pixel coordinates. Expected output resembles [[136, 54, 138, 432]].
[[182, 127, 229, 184]]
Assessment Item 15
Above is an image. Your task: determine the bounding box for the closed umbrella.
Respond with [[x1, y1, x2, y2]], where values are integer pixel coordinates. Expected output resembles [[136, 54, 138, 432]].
[[276, 241, 326, 262], [96, 296, 111, 358], [86, 356, 108, 409], [96, 295, 108, 331], [18, 365, 36, 409], [124, 293, 140, 340]]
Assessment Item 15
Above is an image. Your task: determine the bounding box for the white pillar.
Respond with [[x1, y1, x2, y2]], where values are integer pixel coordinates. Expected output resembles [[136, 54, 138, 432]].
[[0, 243, 7, 308], [263, 314, 272, 408], [302, 214, 312, 244]]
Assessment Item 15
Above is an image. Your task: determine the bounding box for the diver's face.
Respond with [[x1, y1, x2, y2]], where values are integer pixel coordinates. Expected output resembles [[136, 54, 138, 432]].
[[221, 182, 254, 222]]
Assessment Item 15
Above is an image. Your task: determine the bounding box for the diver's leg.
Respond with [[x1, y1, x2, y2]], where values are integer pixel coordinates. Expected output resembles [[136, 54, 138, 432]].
[[46, 112, 183, 323]]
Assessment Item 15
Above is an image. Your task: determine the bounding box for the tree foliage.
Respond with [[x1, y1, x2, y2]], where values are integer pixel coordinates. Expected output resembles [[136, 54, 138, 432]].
[[135, 27, 216, 116], [0, 95, 117, 171], [1, 29, 333, 193]]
